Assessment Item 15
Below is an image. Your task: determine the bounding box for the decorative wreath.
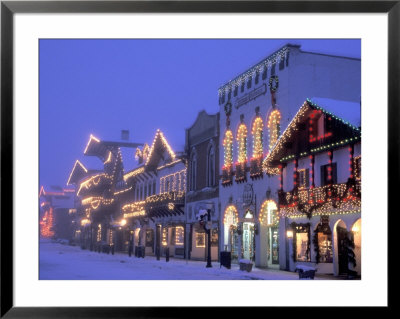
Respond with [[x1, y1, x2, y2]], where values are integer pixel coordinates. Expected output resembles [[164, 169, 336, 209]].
[[269, 75, 279, 92], [224, 102, 232, 116]]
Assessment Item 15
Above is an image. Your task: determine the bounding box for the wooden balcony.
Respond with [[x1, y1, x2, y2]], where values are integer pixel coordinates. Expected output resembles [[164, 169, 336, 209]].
[[279, 179, 361, 216], [250, 157, 263, 179], [221, 165, 233, 186], [235, 161, 247, 183], [145, 191, 185, 217]]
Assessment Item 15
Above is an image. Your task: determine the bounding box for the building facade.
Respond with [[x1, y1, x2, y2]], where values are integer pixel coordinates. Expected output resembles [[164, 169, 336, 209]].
[[264, 98, 361, 276], [185, 111, 220, 261], [122, 130, 187, 258], [218, 44, 361, 269]]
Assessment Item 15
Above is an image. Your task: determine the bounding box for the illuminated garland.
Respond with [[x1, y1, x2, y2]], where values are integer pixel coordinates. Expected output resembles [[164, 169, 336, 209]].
[[83, 134, 100, 154], [269, 75, 279, 92], [267, 110, 281, 151], [67, 160, 88, 185], [259, 200, 278, 225], [219, 46, 289, 95], [40, 207, 54, 238], [252, 117, 263, 158], [236, 123, 248, 163], [223, 130, 233, 168], [223, 205, 239, 225], [145, 129, 176, 166], [123, 167, 145, 181]]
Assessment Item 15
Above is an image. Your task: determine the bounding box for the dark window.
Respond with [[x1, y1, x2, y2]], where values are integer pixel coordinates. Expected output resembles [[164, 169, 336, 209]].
[[234, 85, 238, 97], [320, 163, 337, 186], [241, 81, 245, 92], [208, 146, 215, 187], [271, 64, 276, 76], [255, 71, 259, 84], [221, 93, 225, 104], [262, 68, 267, 80], [228, 89, 231, 101], [247, 76, 252, 89], [279, 58, 285, 70]]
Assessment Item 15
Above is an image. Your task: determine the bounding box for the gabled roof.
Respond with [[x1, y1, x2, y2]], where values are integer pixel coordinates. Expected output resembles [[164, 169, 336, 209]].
[[308, 97, 360, 128], [263, 98, 361, 168], [67, 160, 89, 185], [145, 129, 176, 170]]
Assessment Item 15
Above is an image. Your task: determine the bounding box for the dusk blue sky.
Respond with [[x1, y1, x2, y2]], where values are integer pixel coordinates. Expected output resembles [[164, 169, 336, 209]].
[[39, 39, 360, 189]]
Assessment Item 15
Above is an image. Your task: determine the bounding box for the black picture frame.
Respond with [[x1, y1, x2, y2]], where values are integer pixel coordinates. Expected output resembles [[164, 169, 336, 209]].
[[1, 0, 396, 317]]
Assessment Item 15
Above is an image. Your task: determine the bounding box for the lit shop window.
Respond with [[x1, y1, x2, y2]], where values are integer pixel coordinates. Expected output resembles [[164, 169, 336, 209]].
[[175, 226, 184, 246], [97, 224, 102, 242], [162, 227, 168, 246], [294, 225, 310, 262], [267, 110, 281, 151], [236, 124, 248, 163], [195, 232, 205, 248], [252, 117, 264, 158], [318, 232, 333, 263]]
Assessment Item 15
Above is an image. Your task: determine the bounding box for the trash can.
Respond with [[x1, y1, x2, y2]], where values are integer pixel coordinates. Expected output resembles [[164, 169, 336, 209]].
[[220, 251, 231, 269]]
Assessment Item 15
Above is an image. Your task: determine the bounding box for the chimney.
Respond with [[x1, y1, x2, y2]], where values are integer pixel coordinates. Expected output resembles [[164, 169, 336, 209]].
[[121, 130, 129, 141]]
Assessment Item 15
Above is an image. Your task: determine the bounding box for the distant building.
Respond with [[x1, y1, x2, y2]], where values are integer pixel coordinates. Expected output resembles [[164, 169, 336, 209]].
[[39, 186, 75, 240], [185, 111, 220, 261], [66, 133, 141, 251]]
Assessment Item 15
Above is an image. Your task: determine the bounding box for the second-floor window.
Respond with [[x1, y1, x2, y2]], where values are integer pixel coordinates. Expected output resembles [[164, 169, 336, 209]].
[[268, 110, 281, 151], [252, 117, 264, 158], [237, 123, 248, 164], [298, 169, 310, 189], [207, 146, 215, 187], [320, 163, 337, 186], [190, 153, 197, 191]]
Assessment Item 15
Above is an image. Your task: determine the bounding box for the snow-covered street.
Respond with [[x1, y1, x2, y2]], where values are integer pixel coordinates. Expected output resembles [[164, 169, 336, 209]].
[[40, 240, 316, 280]]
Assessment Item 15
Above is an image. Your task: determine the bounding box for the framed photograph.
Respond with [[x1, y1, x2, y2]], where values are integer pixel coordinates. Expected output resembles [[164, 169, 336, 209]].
[[1, 0, 396, 317]]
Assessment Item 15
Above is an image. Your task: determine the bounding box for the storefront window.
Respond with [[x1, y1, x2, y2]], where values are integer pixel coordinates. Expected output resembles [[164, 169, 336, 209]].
[[195, 232, 205, 248], [175, 226, 184, 246], [318, 232, 333, 263], [162, 227, 168, 246], [295, 228, 310, 262]]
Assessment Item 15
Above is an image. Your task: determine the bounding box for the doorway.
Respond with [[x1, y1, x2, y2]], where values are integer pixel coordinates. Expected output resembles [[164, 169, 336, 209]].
[[242, 222, 254, 260]]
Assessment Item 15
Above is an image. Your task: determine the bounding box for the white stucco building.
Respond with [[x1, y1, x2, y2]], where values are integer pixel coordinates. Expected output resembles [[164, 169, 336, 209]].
[[218, 44, 361, 270]]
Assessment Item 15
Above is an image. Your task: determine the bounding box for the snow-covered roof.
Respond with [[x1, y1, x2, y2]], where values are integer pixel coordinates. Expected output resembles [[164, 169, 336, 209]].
[[308, 97, 361, 128]]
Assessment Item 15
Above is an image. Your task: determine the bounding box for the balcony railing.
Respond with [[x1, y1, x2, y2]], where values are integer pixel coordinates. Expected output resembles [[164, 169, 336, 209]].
[[279, 179, 361, 211], [235, 161, 247, 183], [250, 157, 263, 179], [222, 165, 233, 186], [146, 191, 185, 207]]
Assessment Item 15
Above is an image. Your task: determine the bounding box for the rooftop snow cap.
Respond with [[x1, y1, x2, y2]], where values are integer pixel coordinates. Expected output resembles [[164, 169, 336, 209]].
[[308, 97, 361, 128]]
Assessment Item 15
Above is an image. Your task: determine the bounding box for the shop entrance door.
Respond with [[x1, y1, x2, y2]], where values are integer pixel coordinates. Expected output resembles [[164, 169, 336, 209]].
[[242, 222, 254, 260], [268, 227, 279, 265], [337, 226, 349, 275]]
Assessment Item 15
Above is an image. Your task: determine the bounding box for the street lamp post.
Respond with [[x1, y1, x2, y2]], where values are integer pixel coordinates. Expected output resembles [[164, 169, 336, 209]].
[[206, 209, 212, 268]]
